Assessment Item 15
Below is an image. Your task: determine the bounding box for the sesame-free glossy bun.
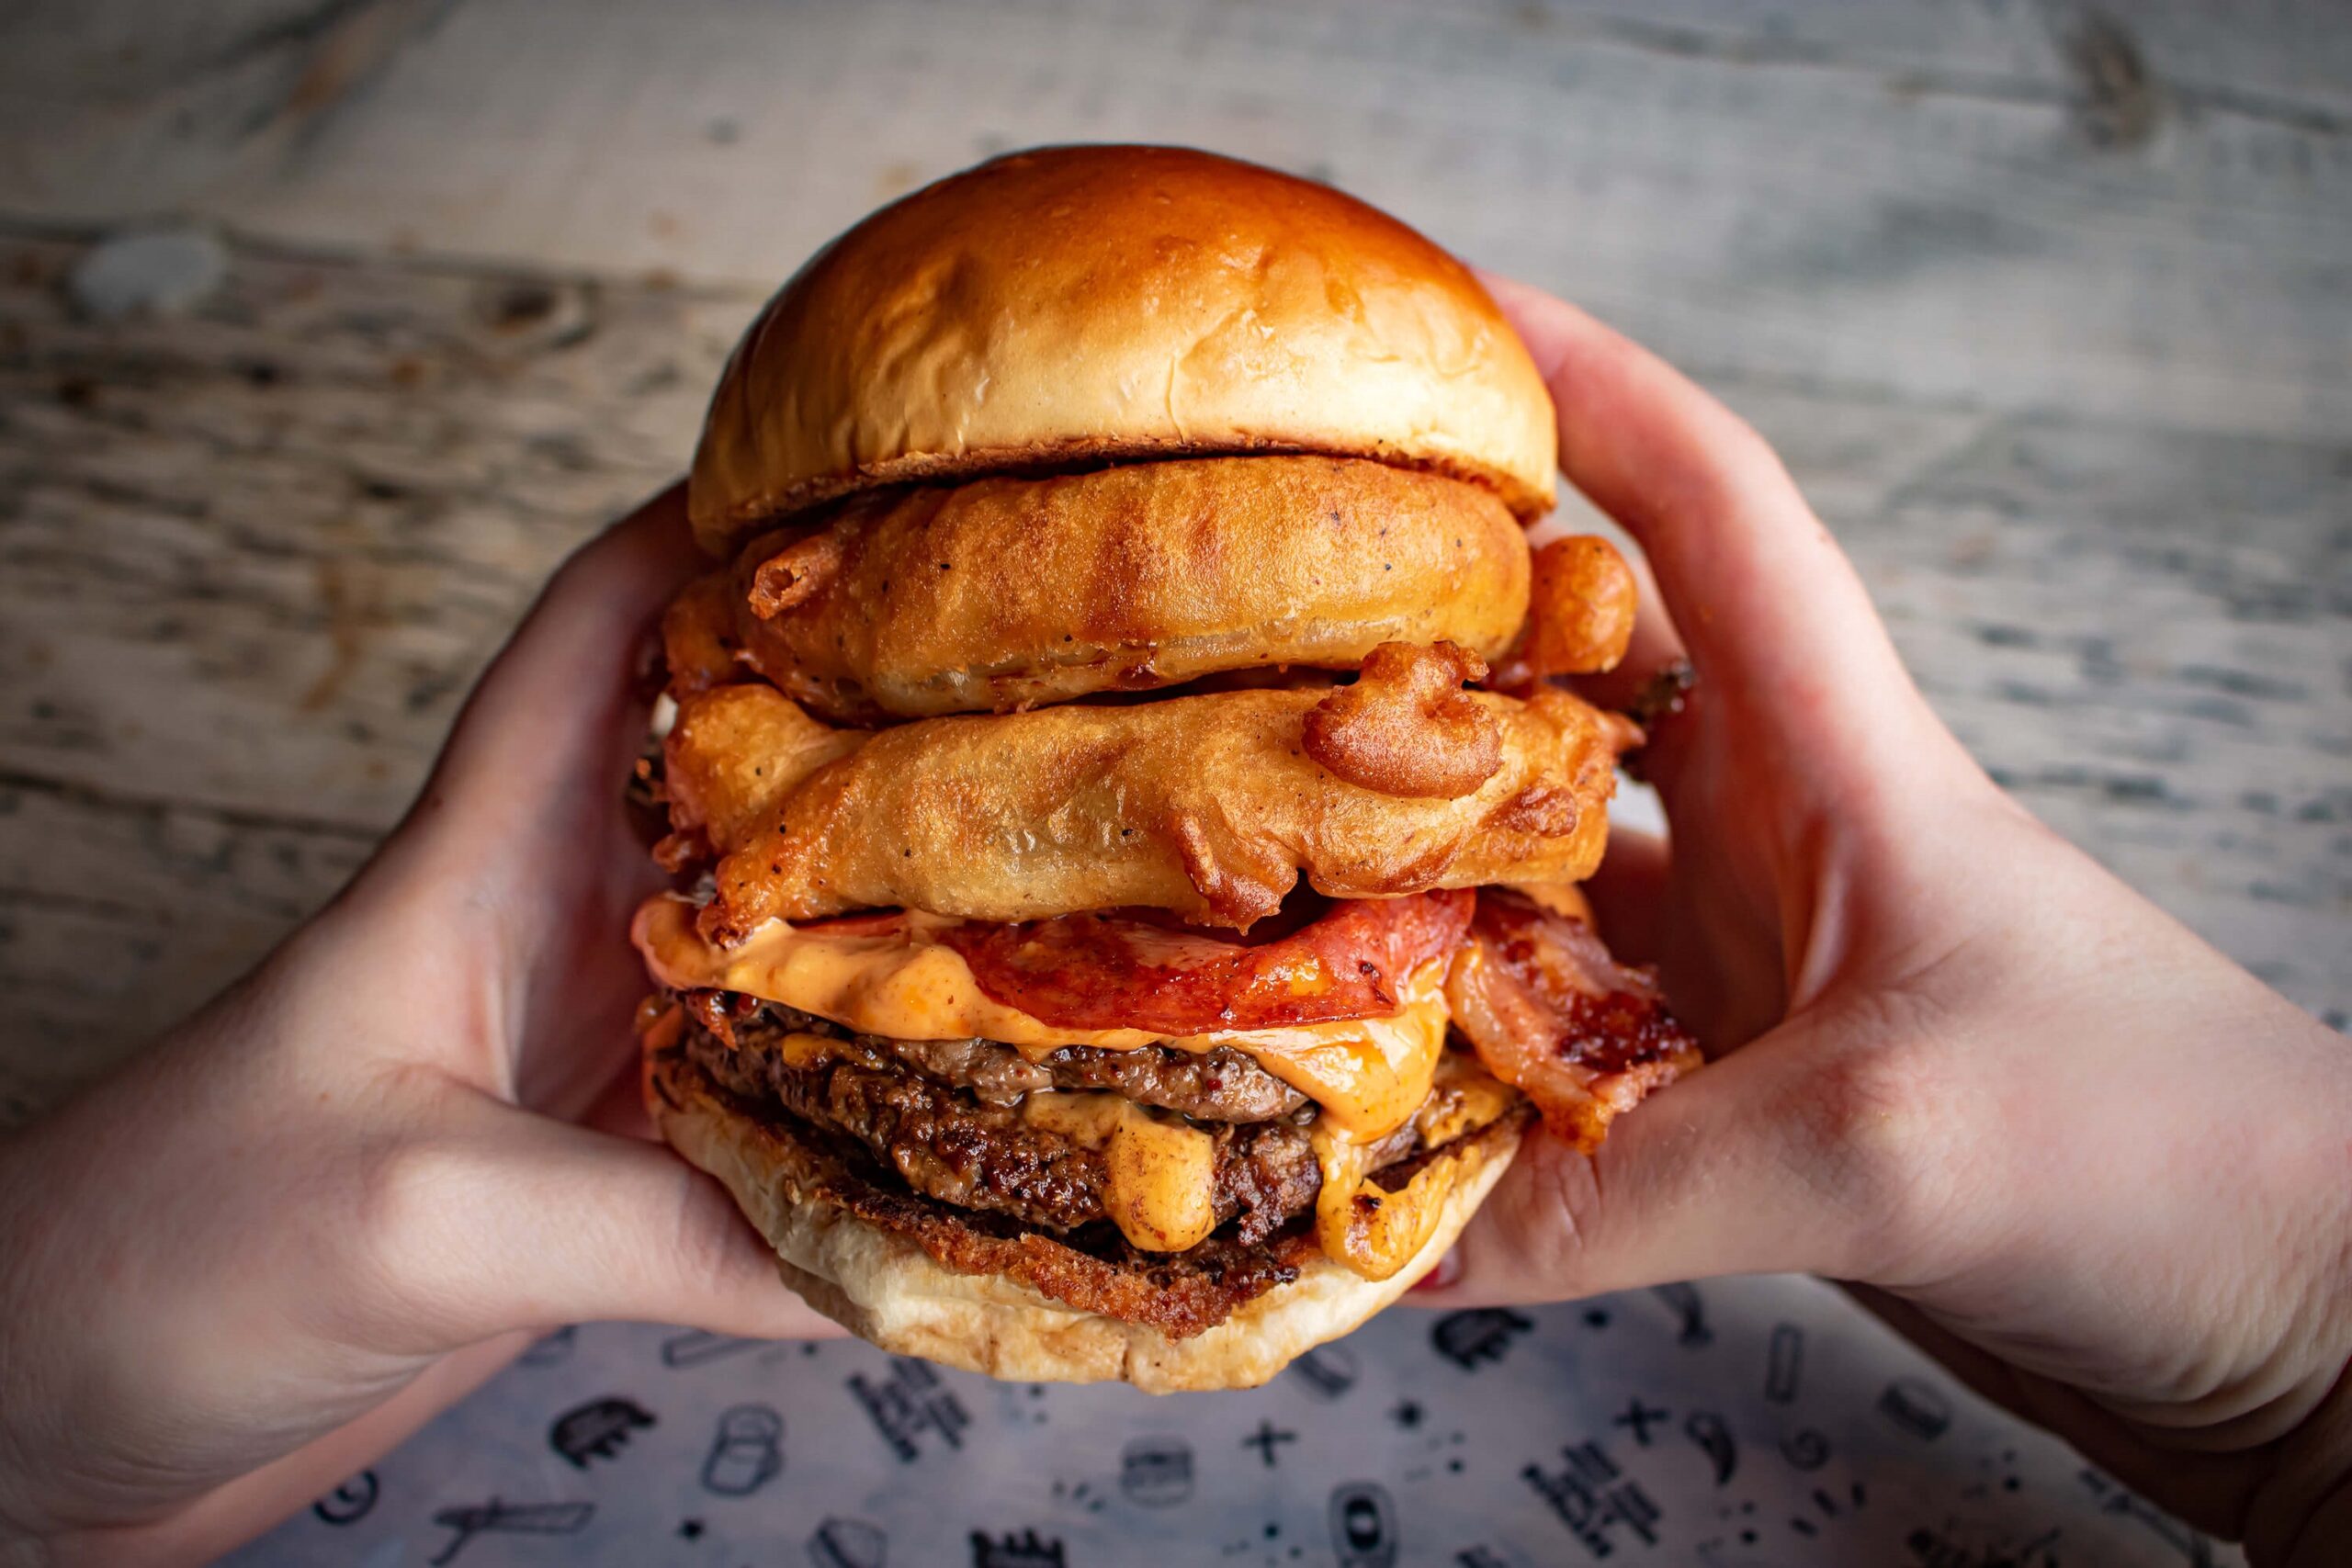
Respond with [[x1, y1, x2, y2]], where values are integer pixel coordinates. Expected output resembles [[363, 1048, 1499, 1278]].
[[689, 145, 1557, 554]]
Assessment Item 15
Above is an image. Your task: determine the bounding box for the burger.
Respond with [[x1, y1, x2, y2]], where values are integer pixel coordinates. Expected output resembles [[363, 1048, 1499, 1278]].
[[632, 145, 1700, 1392]]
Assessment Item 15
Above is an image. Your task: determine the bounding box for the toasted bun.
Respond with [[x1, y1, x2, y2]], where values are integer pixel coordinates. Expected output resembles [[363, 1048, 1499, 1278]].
[[689, 145, 1557, 554], [650, 1047, 1521, 1392]]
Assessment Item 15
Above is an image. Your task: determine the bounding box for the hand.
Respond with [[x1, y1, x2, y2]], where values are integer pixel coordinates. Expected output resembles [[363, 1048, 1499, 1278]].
[[1418, 279, 2352, 1566], [0, 488, 836, 1566]]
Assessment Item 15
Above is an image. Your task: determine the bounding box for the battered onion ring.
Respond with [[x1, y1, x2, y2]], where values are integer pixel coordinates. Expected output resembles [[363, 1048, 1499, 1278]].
[[667, 456, 1530, 723], [657, 683, 865, 865], [1493, 534, 1638, 685], [1302, 641, 1502, 798], [689, 684, 1636, 937]]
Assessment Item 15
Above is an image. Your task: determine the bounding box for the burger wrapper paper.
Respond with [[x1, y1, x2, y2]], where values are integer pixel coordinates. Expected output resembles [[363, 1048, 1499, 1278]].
[[228, 1273, 2236, 1566]]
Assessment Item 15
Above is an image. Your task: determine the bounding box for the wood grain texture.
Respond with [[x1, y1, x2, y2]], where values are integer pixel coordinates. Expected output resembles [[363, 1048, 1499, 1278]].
[[0, 0, 2346, 1122], [0, 234, 761, 1114], [4, 0, 2346, 436]]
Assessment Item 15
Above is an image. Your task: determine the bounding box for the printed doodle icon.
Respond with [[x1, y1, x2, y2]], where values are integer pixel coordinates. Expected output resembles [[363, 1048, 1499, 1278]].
[[1119, 1436, 1194, 1506], [1329, 1481, 1399, 1568], [1763, 1323, 1804, 1404], [1611, 1397, 1670, 1447], [847, 1358, 971, 1461], [1780, 1428, 1831, 1472], [548, 1395, 655, 1468], [1241, 1418, 1298, 1468], [1682, 1411, 1737, 1486], [808, 1517, 889, 1568], [427, 1498, 593, 1566], [1651, 1281, 1713, 1348], [1879, 1377, 1953, 1441], [311, 1469, 378, 1526], [1523, 1440, 1662, 1558], [1291, 1342, 1359, 1399], [970, 1529, 1067, 1567], [701, 1404, 785, 1496], [1431, 1307, 1534, 1369]]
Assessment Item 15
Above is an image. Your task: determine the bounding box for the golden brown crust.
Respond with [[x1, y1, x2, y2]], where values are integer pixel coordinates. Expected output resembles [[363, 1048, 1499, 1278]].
[[680, 457, 1529, 723], [655, 682, 864, 866], [647, 1046, 1524, 1390], [688, 683, 1633, 935], [1302, 641, 1503, 798], [687, 145, 1557, 552], [1496, 535, 1639, 685]]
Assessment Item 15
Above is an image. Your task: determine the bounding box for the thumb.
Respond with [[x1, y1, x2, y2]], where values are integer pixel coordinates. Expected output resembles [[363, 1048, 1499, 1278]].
[[1480, 275, 1966, 821], [368, 1097, 842, 1347], [1419, 1025, 1901, 1305], [1481, 275, 1899, 705]]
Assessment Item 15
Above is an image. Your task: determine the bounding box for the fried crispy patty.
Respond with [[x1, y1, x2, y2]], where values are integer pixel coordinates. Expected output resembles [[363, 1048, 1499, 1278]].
[[682, 1009, 1347, 1243]]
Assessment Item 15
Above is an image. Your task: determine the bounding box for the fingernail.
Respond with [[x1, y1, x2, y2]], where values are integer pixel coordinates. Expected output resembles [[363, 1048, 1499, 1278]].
[[1409, 1247, 1463, 1292]]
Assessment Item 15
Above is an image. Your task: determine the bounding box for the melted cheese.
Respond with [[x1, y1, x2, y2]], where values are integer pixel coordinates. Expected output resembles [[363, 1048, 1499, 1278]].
[[639, 899, 1528, 1277], [1307, 1053, 1520, 1280], [633, 895, 1452, 1141], [1308, 1124, 1455, 1281], [1022, 1091, 1218, 1254], [1414, 1049, 1522, 1148]]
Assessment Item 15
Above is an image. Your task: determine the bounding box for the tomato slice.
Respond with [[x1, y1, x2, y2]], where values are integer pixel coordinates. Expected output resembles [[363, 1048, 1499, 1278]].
[[1444, 888, 1702, 1152], [942, 890, 1476, 1033]]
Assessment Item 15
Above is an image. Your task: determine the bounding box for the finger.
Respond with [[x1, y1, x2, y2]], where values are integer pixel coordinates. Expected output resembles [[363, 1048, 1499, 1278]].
[[1482, 274, 1917, 725], [583, 1042, 660, 1141], [373, 1101, 844, 1348], [1553, 828, 1748, 1054], [1577, 828, 1671, 967], [1410, 1029, 1882, 1306]]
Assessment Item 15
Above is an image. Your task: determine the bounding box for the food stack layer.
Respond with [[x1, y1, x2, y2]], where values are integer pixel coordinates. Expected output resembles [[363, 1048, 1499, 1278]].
[[634, 146, 1699, 1391]]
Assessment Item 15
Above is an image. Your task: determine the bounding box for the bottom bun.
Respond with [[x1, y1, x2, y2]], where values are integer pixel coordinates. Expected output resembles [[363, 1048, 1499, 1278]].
[[647, 1048, 1522, 1393]]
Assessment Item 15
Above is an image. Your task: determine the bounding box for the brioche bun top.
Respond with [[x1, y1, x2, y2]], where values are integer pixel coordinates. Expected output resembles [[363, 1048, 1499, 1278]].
[[689, 144, 1557, 554]]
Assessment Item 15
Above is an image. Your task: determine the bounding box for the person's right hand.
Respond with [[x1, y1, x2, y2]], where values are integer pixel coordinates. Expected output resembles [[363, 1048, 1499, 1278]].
[[1418, 278, 2352, 1566]]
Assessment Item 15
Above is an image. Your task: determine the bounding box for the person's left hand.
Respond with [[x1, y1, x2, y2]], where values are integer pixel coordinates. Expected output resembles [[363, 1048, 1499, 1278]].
[[0, 486, 837, 1567]]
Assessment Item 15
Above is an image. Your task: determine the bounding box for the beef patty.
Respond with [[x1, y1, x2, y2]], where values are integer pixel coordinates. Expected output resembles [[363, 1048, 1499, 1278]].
[[682, 1010, 1341, 1243], [692, 994, 1309, 1122], [651, 1043, 1532, 1339]]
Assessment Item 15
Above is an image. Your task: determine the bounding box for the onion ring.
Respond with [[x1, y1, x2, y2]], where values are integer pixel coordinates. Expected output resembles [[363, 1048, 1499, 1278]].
[[668, 456, 1528, 723]]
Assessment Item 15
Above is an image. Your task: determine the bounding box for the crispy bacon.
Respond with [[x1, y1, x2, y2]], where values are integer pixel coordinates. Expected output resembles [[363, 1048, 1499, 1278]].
[[1444, 888, 1701, 1153], [942, 890, 1476, 1034]]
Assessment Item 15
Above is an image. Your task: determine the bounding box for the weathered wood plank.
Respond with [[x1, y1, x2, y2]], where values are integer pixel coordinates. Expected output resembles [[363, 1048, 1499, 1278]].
[[1747, 391, 2351, 1024], [0, 777, 374, 1119], [3, 0, 2346, 441], [2, 231, 2342, 1121], [0, 236, 755, 828], [0, 231, 764, 1111]]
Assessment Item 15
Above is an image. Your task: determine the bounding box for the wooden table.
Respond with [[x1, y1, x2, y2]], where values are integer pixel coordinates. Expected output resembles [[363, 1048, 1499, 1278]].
[[2, 0, 2346, 1121]]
